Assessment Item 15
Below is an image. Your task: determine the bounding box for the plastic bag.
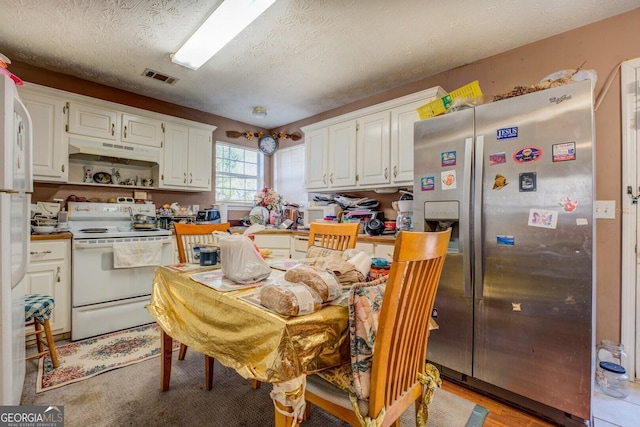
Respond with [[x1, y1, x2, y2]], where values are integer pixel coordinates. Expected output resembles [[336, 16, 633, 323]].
[[259, 280, 323, 316], [220, 234, 271, 283], [284, 264, 341, 302]]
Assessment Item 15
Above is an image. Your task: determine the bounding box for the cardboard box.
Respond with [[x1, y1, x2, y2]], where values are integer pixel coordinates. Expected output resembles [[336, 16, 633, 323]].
[[417, 80, 483, 119]]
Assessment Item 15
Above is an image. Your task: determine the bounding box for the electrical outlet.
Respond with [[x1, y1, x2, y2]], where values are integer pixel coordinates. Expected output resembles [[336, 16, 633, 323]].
[[595, 200, 616, 219]]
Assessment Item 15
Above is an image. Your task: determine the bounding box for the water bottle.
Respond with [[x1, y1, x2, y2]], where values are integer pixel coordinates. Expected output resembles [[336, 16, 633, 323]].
[[595, 340, 630, 398]]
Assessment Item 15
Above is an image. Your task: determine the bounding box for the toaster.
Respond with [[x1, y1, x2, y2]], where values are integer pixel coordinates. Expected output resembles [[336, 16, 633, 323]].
[[196, 208, 221, 224]]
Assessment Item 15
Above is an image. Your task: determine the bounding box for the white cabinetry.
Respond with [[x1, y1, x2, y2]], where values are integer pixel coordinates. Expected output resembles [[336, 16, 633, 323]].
[[302, 86, 445, 192], [67, 102, 118, 140], [254, 234, 291, 258], [356, 111, 391, 187], [161, 122, 213, 190], [19, 90, 68, 182], [121, 113, 163, 147], [328, 120, 357, 188], [25, 240, 71, 335], [304, 128, 329, 190]]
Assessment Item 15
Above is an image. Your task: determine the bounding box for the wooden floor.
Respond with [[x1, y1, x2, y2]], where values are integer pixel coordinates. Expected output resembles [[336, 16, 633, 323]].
[[442, 379, 556, 427]]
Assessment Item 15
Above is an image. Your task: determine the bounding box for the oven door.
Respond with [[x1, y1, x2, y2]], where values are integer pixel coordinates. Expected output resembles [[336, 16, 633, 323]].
[[72, 235, 173, 307]]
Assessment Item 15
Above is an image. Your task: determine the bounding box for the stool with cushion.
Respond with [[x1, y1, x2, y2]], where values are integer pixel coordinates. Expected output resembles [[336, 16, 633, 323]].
[[25, 294, 59, 368]]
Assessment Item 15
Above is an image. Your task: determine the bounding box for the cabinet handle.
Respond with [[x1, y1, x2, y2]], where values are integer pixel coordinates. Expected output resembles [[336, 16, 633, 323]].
[[111, 123, 115, 136], [384, 168, 388, 179], [56, 266, 61, 283], [393, 166, 397, 177], [30, 250, 52, 255], [61, 164, 65, 173], [124, 125, 127, 138], [190, 172, 193, 184], [184, 172, 187, 184], [322, 174, 326, 185], [330, 173, 334, 184]]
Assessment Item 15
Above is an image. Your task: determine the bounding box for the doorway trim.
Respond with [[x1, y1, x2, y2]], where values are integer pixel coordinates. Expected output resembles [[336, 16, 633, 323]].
[[621, 57, 640, 381]]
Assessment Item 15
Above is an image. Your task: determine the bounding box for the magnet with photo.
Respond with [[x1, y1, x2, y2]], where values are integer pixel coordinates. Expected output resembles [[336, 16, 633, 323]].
[[519, 172, 536, 192]]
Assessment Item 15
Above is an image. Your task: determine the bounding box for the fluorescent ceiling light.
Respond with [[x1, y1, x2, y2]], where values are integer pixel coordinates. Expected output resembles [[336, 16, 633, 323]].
[[171, 0, 276, 70]]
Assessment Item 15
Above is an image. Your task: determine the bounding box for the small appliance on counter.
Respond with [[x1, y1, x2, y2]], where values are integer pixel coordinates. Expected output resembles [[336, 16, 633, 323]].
[[196, 208, 221, 224]]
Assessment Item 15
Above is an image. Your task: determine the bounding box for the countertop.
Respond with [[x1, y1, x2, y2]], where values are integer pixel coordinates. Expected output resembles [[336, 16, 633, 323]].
[[30, 232, 72, 241], [249, 227, 397, 244]]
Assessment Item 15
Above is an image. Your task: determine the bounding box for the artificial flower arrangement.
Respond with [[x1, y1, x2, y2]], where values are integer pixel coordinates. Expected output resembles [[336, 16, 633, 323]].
[[254, 187, 285, 212]]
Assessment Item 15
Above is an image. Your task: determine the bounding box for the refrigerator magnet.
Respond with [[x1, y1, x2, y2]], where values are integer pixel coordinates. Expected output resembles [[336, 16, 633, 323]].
[[552, 142, 576, 162], [420, 176, 435, 191], [558, 195, 578, 212], [497, 126, 518, 140], [492, 174, 508, 190], [497, 235, 515, 246], [441, 170, 456, 190], [441, 150, 456, 166], [513, 146, 542, 163], [519, 172, 536, 192], [489, 152, 507, 166], [528, 208, 558, 229]]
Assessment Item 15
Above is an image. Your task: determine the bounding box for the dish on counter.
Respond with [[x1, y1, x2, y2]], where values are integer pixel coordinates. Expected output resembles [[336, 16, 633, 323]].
[[93, 172, 112, 184]]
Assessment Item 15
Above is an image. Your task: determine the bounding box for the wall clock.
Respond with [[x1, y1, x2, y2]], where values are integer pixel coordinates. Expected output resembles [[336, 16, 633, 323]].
[[258, 135, 278, 156]]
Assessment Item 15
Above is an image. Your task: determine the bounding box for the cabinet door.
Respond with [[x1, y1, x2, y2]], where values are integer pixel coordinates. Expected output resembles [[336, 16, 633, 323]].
[[162, 122, 189, 187], [67, 102, 118, 140], [357, 111, 391, 186], [328, 120, 357, 188], [304, 128, 329, 190], [121, 113, 163, 147], [20, 92, 68, 182], [390, 99, 426, 184], [26, 241, 71, 334], [188, 127, 213, 190]]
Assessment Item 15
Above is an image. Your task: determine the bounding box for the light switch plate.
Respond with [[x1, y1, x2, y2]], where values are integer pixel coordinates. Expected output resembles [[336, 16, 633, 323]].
[[595, 200, 615, 219]]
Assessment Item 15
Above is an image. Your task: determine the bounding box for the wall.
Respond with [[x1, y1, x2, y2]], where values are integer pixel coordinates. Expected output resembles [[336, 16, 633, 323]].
[[283, 9, 640, 344]]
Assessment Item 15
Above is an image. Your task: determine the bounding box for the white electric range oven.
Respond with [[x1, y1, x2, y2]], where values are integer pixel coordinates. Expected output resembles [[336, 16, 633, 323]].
[[67, 202, 172, 340]]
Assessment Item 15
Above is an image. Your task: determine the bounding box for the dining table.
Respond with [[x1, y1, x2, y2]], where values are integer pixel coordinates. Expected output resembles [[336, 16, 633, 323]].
[[146, 261, 351, 427]]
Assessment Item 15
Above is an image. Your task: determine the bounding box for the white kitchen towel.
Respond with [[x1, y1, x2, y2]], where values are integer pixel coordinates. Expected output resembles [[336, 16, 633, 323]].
[[113, 240, 163, 268]]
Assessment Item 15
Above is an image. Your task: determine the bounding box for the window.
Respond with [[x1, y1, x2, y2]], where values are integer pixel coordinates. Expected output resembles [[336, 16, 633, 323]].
[[215, 142, 263, 203], [274, 145, 307, 206]]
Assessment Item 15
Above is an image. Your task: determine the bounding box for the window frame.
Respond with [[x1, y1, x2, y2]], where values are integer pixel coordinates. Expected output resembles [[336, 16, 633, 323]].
[[214, 141, 264, 204]]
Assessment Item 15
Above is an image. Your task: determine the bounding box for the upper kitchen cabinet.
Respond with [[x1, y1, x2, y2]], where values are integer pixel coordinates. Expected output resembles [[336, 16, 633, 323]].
[[120, 113, 163, 147], [161, 122, 214, 191], [66, 102, 118, 140], [19, 88, 68, 182], [67, 105, 162, 148], [302, 86, 446, 192]]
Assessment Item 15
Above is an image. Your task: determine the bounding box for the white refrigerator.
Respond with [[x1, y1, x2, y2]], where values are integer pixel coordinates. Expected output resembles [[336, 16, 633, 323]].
[[0, 73, 33, 405]]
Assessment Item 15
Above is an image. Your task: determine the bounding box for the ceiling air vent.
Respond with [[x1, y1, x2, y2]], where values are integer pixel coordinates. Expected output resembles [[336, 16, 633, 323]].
[[142, 68, 179, 85]]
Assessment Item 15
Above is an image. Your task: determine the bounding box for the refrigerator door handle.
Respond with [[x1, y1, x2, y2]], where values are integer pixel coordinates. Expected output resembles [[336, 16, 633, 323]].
[[463, 136, 474, 299], [473, 134, 484, 299]]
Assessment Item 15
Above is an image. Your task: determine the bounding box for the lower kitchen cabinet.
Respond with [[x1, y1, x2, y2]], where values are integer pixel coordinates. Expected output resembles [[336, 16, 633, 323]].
[[25, 240, 71, 335], [253, 233, 291, 258]]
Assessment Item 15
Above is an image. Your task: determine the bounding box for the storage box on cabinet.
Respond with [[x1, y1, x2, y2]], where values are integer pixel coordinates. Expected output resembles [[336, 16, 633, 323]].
[[25, 240, 71, 335]]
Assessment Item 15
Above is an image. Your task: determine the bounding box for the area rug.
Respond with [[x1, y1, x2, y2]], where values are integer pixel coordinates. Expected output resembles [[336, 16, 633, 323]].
[[36, 323, 178, 393]]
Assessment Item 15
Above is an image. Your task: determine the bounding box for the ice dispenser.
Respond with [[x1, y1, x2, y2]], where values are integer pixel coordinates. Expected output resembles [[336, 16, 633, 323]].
[[423, 201, 459, 252]]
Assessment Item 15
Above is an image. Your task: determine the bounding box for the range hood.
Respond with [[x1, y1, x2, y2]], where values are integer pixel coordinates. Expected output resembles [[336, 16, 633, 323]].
[[68, 137, 161, 165]]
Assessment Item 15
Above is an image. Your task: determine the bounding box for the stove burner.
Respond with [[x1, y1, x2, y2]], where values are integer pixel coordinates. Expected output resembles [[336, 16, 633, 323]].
[[79, 228, 109, 233]]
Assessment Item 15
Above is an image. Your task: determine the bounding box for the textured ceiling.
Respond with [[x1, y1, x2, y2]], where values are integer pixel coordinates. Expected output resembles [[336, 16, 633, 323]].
[[1, 0, 637, 128]]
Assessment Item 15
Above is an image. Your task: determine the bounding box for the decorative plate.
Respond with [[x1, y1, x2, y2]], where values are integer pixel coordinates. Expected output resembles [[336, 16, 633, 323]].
[[249, 206, 269, 225], [93, 172, 112, 184]]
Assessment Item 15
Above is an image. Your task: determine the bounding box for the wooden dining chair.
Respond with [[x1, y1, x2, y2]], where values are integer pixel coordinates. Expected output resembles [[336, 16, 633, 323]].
[[303, 229, 451, 427], [307, 222, 359, 250], [174, 222, 230, 264]]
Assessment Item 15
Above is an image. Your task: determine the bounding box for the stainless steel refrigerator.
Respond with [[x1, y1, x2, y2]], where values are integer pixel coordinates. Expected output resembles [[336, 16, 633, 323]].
[[414, 79, 594, 422]]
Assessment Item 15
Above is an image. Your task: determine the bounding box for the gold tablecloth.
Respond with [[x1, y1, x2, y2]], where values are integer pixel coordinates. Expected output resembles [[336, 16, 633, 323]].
[[147, 265, 350, 383]]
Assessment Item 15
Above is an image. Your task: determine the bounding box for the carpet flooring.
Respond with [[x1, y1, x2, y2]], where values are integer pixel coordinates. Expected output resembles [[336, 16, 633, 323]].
[[22, 325, 487, 426]]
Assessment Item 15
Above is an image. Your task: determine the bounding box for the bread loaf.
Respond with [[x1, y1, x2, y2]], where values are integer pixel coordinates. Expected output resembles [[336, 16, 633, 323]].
[[284, 265, 341, 302], [259, 281, 322, 316]]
